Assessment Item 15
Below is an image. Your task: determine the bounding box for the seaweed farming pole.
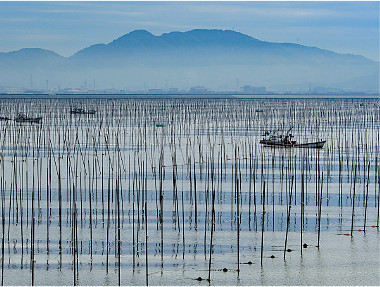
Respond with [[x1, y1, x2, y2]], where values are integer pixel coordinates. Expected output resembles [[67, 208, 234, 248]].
[[284, 175, 293, 260], [117, 177, 121, 286], [31, 164, 35, 286], [351, 165, 357, 236], [363, 162, 370, 233], [58, 135, 63, 269], [1, 185, 5, 286], [159, 147, 164, 269], [261, 180, 266, 267], [301, 172, 305, 256], [208, 158, 216, 282], [377, 155, 380, 229], [145, 157, 149, 286], [181, 173, 185, 260], [317, 172, 323, 249], [236, 146, 240, 274]]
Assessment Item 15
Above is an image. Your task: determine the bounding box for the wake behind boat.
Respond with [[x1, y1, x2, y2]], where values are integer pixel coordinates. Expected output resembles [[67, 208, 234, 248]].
[[260, 127, 326, 148]]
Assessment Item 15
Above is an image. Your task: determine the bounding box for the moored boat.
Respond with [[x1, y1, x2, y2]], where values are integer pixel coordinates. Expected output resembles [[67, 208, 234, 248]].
[[14, 113, 42, 123], [70, 108, 96, 115], [260, 127, 325, 148]]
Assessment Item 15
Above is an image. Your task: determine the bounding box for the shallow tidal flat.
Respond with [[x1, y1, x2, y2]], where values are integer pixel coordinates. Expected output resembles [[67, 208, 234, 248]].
[[0, 97, 378, 285]]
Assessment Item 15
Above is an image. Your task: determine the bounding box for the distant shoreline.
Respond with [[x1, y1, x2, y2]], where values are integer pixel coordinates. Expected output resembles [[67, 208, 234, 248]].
[[0, 93, 379, 100]]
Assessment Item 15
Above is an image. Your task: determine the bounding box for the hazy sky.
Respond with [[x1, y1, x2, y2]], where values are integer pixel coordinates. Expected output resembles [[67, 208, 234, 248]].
[[0, 1, 379, 61]]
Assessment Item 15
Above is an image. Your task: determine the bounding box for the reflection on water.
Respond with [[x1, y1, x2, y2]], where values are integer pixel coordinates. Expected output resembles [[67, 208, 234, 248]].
[[0, 98, 379, 285]]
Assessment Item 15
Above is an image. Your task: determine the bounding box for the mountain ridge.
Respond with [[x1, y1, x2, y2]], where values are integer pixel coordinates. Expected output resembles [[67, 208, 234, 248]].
[[0, 29, 378, 92]]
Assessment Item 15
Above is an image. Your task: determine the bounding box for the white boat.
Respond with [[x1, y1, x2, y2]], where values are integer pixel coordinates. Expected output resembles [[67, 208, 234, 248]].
[[260, 127, 326, 148]]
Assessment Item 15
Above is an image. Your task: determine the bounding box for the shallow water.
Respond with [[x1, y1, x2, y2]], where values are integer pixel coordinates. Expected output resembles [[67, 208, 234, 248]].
[[0, 97, 379, 285]]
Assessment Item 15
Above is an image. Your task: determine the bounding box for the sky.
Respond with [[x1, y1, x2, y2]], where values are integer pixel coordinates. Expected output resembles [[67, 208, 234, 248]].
[[0, 1, 379, 61]]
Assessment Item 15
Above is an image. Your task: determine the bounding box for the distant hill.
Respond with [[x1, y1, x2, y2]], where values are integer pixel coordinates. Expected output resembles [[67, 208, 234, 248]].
[[0, 29, 378, 92]]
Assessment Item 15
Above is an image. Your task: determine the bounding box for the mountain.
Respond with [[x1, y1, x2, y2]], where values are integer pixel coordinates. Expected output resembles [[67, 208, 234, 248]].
[[0, 29, 378, 92]]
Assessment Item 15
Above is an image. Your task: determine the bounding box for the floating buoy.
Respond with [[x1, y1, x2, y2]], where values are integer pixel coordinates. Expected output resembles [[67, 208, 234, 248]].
[[358, 229, 362, 232], [270, 255, 275, 258], [227, 158, 231, 160], [223, 268, 228, 272], [196, 277, 202, 281], [286, 249, 292, 252], [345, 233, 350, 236], [247, 261, 253, 265], [371, 225, 376, 228], [303, 243, 308, 248]]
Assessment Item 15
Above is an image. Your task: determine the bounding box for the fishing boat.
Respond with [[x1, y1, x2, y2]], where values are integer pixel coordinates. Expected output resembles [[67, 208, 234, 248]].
[[70, 108, 96, 115], [260, 127, 326, 148], [14, 113, 42, 123]]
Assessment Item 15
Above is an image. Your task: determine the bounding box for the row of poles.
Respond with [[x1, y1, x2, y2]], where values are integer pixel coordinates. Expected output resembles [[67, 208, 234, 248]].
[[0, 98, 379, 285]]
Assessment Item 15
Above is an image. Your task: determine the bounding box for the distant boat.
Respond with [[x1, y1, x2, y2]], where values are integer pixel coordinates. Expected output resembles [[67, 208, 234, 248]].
[[260, 127, 326, 148], [14, 113, 42, 124], [70, 108, 96, 115]]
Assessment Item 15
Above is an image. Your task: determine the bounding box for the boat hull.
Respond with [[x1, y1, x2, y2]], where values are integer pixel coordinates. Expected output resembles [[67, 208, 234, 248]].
[[15, 117, 42, 123], [260, 140, 326, 148], [295, 141, 326, 148]]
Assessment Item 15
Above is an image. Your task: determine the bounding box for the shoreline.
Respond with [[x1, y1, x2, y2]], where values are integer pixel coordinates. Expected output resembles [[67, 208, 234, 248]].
[[0, 93, 379, 100]]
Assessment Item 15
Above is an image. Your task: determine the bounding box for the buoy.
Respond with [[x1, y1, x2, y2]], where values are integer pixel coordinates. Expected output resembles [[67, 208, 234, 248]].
[[358, 229, 362, 232], [345, 233, 350, 236], [227, 158, 231, 160], [247, 261, 252, 265], [270, 255, 275, 258], [303, 243, 308, 248], [372, 225, 376, 228], [286, 249, 292, 252], [223, 268, 228, 272], [196, 277, 202, 281]]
